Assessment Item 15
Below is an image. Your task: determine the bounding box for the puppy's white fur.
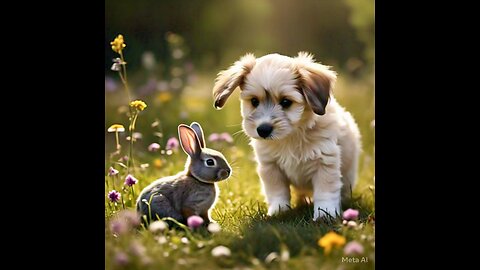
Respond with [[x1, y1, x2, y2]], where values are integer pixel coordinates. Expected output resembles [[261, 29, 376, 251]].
[[213, 52, 361, 220]]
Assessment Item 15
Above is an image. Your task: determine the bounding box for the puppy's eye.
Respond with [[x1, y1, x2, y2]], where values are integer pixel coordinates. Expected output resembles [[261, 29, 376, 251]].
[[251, 98, 259, 108], [280, 98, 293, 109], [205, 159, 215, 167]]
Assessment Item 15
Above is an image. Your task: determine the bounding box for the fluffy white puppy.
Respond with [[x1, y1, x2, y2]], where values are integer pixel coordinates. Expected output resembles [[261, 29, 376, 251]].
[[213, 52, 361, 220]]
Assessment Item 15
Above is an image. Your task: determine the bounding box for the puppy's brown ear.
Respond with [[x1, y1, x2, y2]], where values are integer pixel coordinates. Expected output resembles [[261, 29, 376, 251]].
[[213, 53, 256, 109], [294, 52, 337, 115]]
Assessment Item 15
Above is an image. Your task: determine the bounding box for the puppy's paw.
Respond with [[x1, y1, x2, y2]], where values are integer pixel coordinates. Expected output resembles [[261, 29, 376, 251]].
[[267, 201, 291, 216], [313, 201, 340, 221]]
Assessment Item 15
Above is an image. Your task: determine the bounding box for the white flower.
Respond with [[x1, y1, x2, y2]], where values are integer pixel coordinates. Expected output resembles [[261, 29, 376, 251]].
[[347, 220, 358, 228], [211, 246, 231, 257], [264, 252, 279, 264], [207, 223, 222, 234], [149, 220, 168, 233]]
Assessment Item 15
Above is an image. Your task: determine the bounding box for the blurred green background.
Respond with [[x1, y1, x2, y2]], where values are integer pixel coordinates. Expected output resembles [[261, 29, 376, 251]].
[[105, 0, 373, 73]]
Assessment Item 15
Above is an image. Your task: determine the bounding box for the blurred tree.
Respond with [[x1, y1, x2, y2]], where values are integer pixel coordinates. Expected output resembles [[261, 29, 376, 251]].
[[106, 0, 368, 73], [344, 0, 374, 70]]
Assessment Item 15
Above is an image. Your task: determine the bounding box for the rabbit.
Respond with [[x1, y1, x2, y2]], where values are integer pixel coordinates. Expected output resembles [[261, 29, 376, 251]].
[[136, 122, 232, 225]]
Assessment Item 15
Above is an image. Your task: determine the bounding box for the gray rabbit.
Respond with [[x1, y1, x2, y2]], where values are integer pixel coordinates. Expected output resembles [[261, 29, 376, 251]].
[[136, 122, 232, 225]]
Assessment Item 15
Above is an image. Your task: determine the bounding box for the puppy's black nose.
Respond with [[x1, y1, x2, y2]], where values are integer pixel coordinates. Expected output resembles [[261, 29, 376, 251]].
[[257, 123, 273, 138]]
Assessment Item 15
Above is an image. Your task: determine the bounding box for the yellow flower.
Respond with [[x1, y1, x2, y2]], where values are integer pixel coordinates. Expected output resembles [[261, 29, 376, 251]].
[[130, 100, 147, 111], [110, 34, 126, 53], [107, 124, 125, 133], [153, 158, 162, 169], [157, 92, 173, 103], [318, 231, 346, 255]]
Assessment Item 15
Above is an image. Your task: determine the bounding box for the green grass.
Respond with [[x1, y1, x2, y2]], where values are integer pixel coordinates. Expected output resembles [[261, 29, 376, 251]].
[[105, 72, 374, 269]]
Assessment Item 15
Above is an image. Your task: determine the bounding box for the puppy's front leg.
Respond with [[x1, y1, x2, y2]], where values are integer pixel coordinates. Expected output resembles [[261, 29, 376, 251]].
[[258, 162, 291, 216], [312, 164, 343, 221]]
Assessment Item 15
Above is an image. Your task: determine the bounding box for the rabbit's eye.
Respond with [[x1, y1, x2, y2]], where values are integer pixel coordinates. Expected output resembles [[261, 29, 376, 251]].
[[205, 159, 215, 167]]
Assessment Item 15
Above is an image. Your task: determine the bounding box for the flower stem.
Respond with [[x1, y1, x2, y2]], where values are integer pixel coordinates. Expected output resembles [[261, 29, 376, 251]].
[[127, 112, 139, 174], [118, 51, 131, 102], [131, 186, 136, 202], [120, 187, 126, 209], [112, 175, 116, 191], [115, 131, 120, 150]]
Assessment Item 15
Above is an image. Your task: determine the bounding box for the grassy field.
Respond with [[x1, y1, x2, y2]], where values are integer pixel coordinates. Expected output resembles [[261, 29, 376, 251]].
[[105, 65, 375, 269]]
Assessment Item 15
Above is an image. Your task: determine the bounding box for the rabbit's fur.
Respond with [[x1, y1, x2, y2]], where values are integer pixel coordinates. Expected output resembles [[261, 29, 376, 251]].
[[136, 122, 231, 225]]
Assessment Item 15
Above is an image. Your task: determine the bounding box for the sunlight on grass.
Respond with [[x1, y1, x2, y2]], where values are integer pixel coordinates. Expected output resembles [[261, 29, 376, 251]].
[[105, 34, 374, 270]]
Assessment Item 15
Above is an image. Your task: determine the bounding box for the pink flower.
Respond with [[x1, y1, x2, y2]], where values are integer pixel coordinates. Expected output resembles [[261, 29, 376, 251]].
[[187, 215, 204, 229], [209, 132, 233, 143], [220, 132, 233, 143], [108, 190, 121, 202], [114, 251, 129, 265], [110, 210, 141, 235], [343, 208, 359, 220], [124, 174, 138, 186], [343, 241, 364, 255], [110, 218, 128, 235], [108, 167, 119, 176], [166, 137, 179, 150], [208, 133, 221, 142], [148, 143, 161, 152]]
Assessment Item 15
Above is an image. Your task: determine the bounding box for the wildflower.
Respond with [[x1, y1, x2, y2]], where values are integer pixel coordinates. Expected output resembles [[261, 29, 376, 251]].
[[111, 58, 126, 72], [264, 252, 278, 264], [108, 167, 119, 176], [140, 256, 152, 265], [142, 51, 156, 71], [110, 219, 127, 235], [211, 246, 231, 257], [170, 78, 183, 89], [207, 222, 221, 234], [110, 34, 126, 53], [115, 209, 141, 229], [114, 251, 129, 265], [220, 132, 233, 143], [108, 190, 121, 202], [208, 133, 221, 142], [344, 241, 364, 255], [181, 237, 189, 244], [342, 208, 359, 220], [157, 81, 169, 91], [166, 137, 180, 150], [107, 124, 125, 133], [148, 220, 168, 233], [347, 220, 358, 228], [209, 132, 233, 143], [126, 132, 143, 141], [153, 158, 163, 168], [105, 77, 118, 92], [124, 174, 138, 186], [140, 163, 149, 169], [119, 155, 129, 162], [157, 236, 168, 244], [187, 215, 204, 229], [129, 240, 146, 256], [157, 92, 173, 103], [318, 231, 346, 255], [148, 143, 160, 152], [129, 100, 147, 111]]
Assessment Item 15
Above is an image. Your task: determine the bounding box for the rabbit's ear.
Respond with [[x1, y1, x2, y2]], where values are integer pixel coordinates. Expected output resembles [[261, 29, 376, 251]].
[[190, 122, 205, 148], [178, 124, 201, 157]]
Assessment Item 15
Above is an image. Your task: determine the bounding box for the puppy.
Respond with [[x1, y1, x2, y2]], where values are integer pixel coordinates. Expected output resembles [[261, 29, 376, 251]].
[[212, 52, 361, 220]]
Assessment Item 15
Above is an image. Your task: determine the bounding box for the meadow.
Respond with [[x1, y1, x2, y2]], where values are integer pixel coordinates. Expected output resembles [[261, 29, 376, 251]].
[[105, 34, 374, 270]]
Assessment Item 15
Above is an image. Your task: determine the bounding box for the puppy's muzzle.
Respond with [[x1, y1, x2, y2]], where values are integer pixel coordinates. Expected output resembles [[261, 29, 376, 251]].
[[257, 123, 273, 138]]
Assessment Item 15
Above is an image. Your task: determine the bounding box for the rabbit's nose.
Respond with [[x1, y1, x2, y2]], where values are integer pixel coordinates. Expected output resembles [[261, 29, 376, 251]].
[[218, 169, 230, 180]]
